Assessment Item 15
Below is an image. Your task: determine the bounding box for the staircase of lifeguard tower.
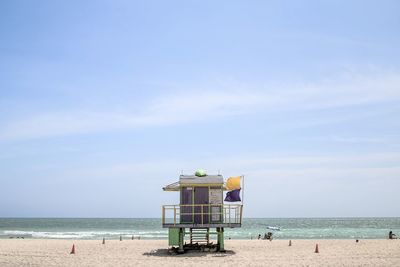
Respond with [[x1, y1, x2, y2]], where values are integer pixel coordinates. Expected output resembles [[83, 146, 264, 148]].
[[189, 228, 210, 245]]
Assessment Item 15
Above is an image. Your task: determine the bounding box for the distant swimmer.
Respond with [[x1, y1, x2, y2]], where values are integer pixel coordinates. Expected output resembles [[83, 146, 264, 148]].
[[389, 231, 397, 239]]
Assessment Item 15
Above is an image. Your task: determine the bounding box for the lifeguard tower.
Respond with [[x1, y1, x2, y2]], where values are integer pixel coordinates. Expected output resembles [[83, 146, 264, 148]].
[[162, 170, 243, 253]]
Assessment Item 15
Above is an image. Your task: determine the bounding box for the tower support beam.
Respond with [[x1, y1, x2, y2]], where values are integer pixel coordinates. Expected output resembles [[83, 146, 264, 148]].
[[217, 227, 225, 252]]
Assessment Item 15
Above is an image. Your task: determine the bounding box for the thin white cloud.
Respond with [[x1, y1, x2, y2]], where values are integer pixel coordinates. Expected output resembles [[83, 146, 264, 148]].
[[0, 71, 399, 141], [56, 152, 400, 182], [328, 135, 399, 144]]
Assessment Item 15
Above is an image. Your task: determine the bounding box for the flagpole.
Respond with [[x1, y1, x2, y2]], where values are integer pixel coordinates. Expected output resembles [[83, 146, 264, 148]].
[[242, 175, 244, 204]]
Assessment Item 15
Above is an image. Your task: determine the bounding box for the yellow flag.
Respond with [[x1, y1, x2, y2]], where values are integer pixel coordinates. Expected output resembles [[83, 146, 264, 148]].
[[226, 176, 241, 190]]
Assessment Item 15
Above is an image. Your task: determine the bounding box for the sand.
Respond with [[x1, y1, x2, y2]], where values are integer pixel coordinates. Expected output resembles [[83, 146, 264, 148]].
[[0, 239, 399, 266]]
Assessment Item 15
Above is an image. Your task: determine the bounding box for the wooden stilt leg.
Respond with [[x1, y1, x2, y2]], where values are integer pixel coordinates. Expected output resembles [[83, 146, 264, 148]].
[[217, 227, 225, 252], [178, 228, 185, 253]]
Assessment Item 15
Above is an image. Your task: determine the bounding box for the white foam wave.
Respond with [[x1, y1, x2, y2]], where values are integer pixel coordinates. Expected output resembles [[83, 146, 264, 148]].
[[1, 230, 168, 239]]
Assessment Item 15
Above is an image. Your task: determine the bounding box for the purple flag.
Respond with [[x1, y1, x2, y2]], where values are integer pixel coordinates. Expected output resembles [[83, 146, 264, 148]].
[[224, 189, 241, 202]]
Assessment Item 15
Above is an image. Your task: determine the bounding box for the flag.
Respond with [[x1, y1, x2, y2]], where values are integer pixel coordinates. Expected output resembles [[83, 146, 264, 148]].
[[224, 189, 241, 202], [226, 176, 241, 190]]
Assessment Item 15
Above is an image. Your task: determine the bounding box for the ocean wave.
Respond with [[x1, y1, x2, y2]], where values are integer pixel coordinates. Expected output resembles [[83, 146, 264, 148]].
[[1, 230, 168, 239], [1, 218, 397, 240]]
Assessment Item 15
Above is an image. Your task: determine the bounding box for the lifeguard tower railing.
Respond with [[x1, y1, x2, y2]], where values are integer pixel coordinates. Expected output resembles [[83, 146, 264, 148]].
[[162, 204, 243, 228]]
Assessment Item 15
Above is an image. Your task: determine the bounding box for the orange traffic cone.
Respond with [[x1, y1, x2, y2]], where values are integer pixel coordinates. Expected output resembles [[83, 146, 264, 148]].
[[102, 238, 105, 244], [289, 240, 292, 246], [70, 244, 75, 254], [314, 244, 319, 253]]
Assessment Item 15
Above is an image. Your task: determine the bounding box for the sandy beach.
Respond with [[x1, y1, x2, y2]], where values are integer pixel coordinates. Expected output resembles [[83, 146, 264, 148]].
[[0, 239, 399, 266]]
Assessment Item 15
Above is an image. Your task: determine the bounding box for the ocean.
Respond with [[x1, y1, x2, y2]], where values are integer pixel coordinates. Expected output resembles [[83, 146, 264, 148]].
[[1, 218, 399, 240]]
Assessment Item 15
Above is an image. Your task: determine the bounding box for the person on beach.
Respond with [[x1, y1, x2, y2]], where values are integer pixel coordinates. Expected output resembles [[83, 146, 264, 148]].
[[258, 234, 261, 240], [263, 232, 273, 241], [267, 232, 273, 241], [389, 231, 397, 239]]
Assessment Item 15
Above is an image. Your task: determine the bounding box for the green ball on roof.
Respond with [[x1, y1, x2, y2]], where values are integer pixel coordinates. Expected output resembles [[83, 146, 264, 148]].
[[195, 169, 207, 177]]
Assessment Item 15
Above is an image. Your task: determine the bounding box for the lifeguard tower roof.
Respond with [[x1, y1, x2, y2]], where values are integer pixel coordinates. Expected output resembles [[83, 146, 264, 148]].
[[163, 174, 224, 191], [180, 174, 223, 184]]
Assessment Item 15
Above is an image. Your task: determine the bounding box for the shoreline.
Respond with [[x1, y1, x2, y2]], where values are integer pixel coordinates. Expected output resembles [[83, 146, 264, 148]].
[[1, 237, 397, 241], [2, 217, 399, 240], [1, 239, 399, 266]]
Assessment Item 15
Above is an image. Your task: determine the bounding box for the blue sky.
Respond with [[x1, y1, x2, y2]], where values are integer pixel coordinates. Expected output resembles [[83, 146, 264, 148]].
[[0, 0, 399, 217]]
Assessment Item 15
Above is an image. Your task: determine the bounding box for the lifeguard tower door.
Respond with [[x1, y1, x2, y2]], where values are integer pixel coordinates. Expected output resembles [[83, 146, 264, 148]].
[[181, 187, 192, 223], [180, 186, 210, 224], [194, 187, 209, 224]]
